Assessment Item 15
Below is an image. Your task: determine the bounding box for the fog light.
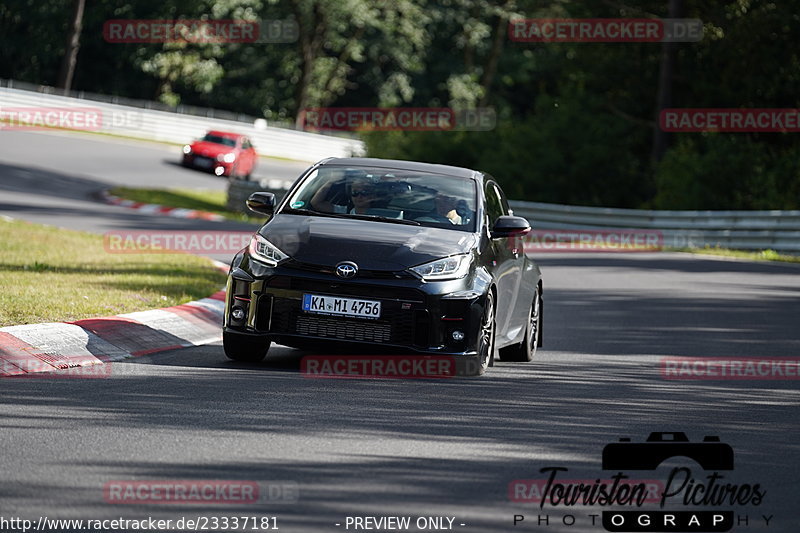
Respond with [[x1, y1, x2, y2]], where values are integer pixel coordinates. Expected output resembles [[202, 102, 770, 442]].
[[214, 165, 225, 176], [231, 306, 245, 320], [451, 330, 465, 341]]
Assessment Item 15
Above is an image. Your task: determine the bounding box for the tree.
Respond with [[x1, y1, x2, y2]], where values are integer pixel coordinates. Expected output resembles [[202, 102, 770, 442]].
[[651, 0, 682, 163], [57, 0, 85, 90], [289, 0, 429, 126]]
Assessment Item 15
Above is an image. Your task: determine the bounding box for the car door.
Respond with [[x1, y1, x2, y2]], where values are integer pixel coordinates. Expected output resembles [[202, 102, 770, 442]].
[[241, 137, 255, 174], [235, 137, 246, 173], [495, 182, 530, 341], [484, 180, 524, 342]]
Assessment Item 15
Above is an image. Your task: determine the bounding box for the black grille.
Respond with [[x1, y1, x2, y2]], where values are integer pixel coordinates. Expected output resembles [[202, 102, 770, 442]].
[[255, 295, 273, 331], [266, 296, 422, 346], [296, 316, 391, 343]]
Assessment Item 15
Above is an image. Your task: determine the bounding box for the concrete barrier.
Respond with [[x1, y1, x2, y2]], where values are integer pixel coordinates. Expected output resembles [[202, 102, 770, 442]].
[[227, 180, 800, 251], [0, 79, 365, 162]]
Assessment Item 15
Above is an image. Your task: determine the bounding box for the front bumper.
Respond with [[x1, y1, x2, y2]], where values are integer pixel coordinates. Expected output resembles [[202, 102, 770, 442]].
[[224, 254, 488, 355], [182, 154, 232, 175]]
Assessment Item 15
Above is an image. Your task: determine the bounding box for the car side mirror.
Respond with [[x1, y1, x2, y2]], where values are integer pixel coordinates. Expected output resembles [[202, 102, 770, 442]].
[[246, 192, 276, 215], [491, 215, 531, 238]]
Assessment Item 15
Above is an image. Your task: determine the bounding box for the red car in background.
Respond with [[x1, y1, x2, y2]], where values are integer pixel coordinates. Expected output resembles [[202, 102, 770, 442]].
[[182, 130, 257, 179]]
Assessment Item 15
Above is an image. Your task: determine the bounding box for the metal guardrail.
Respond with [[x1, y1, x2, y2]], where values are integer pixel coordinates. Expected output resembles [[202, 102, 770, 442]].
[[509, 200, 800, 252], [5, 77, 788, 252], [225, 180, 799, 251], [226, 181, 798, 251], [0, 78, 293, 127], [0, 80, 365, 162]]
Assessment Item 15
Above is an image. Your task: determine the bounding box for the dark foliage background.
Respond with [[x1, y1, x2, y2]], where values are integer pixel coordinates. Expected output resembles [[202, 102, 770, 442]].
[[2, 0, 798, 208]]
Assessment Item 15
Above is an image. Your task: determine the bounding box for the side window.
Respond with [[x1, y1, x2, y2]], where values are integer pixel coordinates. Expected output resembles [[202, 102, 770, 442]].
[[484, 182, 504, 224], [495, 184, 510, 215], [242, 138, 252, 149]]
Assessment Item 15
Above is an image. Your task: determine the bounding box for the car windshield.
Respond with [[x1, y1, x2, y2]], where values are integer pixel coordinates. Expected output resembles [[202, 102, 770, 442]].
[[283, 166, 477, 232], [201, 133, 237, 147]]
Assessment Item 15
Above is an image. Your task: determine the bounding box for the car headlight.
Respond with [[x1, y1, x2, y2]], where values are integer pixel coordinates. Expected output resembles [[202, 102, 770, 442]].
[[248, 234, 289, 266], [218, 152, 236, 163], [182, 145, 192, 154], [409, 254, 471, 281]]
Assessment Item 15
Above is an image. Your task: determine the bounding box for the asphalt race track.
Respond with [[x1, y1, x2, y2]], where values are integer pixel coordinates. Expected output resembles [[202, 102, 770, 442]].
[[0, 130, 309, 261], [1, 131, 799, 532]]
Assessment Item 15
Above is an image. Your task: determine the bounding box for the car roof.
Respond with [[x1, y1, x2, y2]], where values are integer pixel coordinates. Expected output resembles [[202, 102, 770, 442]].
[[206, 130, 242, 138], [320, 157, 481, 180]]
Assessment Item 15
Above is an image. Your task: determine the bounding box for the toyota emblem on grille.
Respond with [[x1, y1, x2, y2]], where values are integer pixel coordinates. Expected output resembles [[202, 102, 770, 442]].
[[335, 261, 358, 279]]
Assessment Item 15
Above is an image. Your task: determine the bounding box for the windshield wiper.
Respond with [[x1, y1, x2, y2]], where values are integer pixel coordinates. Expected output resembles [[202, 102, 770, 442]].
[[282, 208, 420, 226], [344, 214, 421, 226], [282, 207, 351, 219]]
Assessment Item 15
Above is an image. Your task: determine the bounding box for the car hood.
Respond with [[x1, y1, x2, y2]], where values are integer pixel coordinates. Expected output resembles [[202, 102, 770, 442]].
[[262, 214, 477, 271], [190, 141, 234, 157]]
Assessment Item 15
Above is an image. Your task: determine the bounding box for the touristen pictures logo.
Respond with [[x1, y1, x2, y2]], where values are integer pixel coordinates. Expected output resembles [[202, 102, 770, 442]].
[[511, 432, 769, 532]]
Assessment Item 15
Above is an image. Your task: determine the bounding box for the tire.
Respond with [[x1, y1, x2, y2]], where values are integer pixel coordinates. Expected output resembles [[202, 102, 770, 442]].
[[499, 287, 541, 362], [464, 291, 496, 376], [223, 330, 270, 362]]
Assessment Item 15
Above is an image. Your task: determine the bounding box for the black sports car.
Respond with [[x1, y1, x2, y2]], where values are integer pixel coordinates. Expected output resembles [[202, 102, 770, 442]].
[[223, 157, 543, 375]]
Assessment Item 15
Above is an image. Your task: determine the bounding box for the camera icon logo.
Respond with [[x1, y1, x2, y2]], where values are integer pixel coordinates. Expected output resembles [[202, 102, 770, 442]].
[[602, 432, 734, 471]]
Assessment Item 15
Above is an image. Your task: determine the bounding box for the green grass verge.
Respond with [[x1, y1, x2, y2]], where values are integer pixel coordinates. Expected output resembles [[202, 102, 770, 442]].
[[0, 217, 227, 327], [109, 187, 266, 223], [669, 245, 800, 264]]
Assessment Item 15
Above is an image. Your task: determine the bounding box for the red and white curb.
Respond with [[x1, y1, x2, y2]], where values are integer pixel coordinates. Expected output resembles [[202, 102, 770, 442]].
[[100, 190, 225, 221], [0, 290, 226, 377]]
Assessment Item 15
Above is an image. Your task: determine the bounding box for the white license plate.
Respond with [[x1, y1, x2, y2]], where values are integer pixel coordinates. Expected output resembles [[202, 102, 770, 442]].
[[194, 157, 213, 168], [302, 294, 381, 319]]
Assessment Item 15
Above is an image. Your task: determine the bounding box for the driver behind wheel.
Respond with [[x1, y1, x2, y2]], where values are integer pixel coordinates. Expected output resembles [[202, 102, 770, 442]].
[[309, 169, 368, 213], [434, 194, 463, 224]]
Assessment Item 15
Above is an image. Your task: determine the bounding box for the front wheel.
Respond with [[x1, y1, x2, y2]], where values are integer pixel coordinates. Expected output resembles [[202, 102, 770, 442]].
[[499, 287, 541, 362], [223, 331, 270, 362]]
